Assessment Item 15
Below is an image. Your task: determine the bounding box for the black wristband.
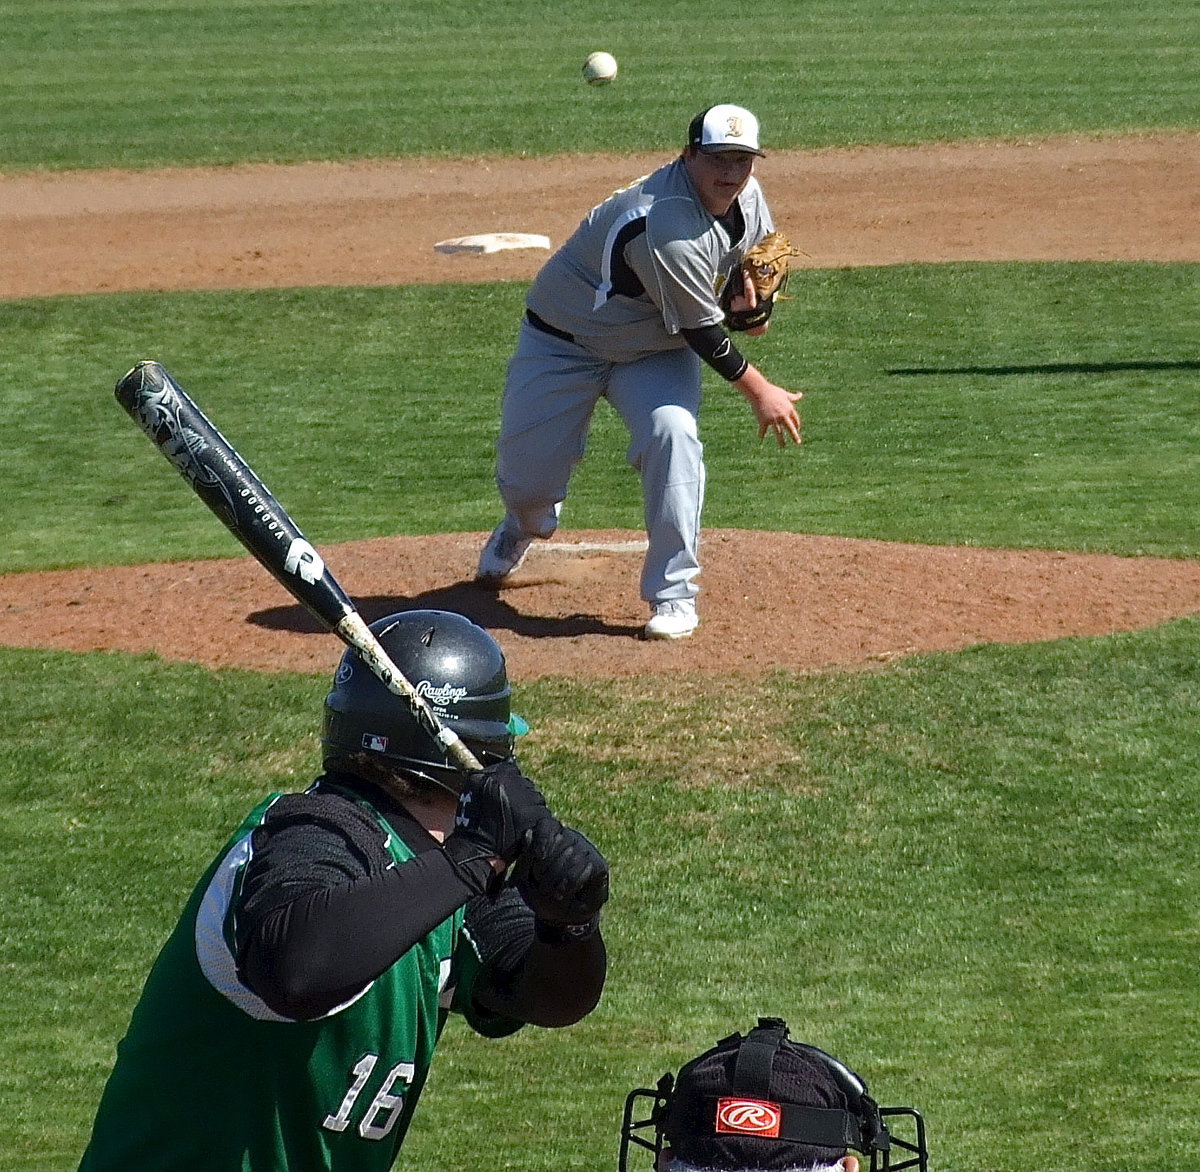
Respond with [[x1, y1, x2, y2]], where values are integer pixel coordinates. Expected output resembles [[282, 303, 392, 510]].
[[681, 324, 749, 382], [441, 836, 504, 895], [725, 296, 773, 332], [534, 915, 601, 945]]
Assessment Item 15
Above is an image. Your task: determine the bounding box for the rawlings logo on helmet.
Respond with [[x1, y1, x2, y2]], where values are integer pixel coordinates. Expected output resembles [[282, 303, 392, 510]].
[[416, 679, 470, 707], [715, 1098, 782, 1136]]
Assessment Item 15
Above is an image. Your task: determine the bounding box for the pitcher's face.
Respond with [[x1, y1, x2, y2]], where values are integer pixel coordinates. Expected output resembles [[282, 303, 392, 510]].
[[684, 148, 757, 216]]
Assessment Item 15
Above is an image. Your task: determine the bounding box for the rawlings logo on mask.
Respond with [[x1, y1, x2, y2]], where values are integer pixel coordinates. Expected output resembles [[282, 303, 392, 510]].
[[715, 1098, 782, 1136]]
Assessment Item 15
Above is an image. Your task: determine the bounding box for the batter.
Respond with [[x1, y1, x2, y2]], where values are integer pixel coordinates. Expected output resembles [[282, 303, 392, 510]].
[[77, 611, 608, 1171]]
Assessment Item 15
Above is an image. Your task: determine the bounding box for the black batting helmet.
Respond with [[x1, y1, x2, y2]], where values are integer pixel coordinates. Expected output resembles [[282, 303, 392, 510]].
[[620, 1017, 928, 1172], [322, 610, 525, 792]]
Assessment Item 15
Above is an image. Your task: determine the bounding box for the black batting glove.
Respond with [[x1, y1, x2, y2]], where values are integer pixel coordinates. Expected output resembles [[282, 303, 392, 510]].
[[515, 816, 610, 931], [441, 760, 550, 894]]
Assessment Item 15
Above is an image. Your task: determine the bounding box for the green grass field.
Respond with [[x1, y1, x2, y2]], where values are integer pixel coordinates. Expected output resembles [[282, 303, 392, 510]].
[[2, 262, 1197, 575], [2, 2, 1198, 1170], [4, 630, 1199, 1169], [0, 0, 1196, 169]]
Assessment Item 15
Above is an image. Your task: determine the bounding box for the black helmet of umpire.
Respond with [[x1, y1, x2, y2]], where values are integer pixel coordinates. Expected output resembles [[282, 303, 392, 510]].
[[620, 1017, 928, 1172], [322, 609, 523, 792]]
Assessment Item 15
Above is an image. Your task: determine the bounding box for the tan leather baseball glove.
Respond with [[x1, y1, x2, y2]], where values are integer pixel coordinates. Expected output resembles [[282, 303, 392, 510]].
[[721, 230, 803, 331]]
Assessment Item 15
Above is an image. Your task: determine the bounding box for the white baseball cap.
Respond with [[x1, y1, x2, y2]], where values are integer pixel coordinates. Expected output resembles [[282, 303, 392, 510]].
[[686, 104, 765, 157]]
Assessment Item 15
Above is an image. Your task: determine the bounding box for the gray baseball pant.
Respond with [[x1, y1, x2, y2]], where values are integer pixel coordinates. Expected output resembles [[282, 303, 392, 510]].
[[494, 320, 705, 604]]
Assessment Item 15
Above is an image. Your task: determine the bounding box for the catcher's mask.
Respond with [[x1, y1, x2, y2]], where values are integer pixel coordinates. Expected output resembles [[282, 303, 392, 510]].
[[619, 1017, 928, 1172], [322, 609, 527, 794]]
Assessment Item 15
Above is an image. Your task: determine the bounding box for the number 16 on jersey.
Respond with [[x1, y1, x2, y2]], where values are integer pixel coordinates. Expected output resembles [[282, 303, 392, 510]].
[[323, 1054, 415, 1141]]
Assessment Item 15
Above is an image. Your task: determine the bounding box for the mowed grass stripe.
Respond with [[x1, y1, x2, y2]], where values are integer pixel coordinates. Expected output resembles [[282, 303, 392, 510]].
[[0, 0, 1197, 169], [0, 262, 1196, 574]]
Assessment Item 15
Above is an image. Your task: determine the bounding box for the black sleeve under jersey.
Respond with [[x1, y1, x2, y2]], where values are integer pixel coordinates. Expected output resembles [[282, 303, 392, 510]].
[[466, 886, 607, 1028], [234, 791, 486, 1020], [681, 324, 749, 382]]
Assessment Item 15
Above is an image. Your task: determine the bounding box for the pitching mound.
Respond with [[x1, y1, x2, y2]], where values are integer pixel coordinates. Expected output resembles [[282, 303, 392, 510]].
[[3, 135, 1198, 678], [2, 530, 1199, 680]]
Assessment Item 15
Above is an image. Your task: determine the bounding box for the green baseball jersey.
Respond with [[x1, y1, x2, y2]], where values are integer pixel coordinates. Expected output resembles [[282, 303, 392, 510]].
[[79, 793, 519, 1171]]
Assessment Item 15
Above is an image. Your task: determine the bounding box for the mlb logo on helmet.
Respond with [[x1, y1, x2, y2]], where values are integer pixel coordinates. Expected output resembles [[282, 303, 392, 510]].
[[362, 733, 389, 752], [715, 1098, 782, 1137]]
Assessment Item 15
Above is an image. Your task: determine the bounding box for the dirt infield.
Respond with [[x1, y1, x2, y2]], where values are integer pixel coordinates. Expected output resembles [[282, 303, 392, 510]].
[[3, 531, 1200, 682], [2, 134, 1198, 678], [3, 134, 1197, 298]]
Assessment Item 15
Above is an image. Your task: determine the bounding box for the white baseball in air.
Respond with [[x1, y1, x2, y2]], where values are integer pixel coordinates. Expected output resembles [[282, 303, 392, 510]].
[[582, 51, 618, 85]]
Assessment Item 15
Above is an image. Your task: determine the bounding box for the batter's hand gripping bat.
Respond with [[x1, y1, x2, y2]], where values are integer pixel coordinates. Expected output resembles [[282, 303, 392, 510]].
[[114, 359, 482, 775]]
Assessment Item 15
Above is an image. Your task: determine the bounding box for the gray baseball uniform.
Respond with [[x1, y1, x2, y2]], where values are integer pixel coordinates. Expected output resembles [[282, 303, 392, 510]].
[[493, 156, 773, 604]]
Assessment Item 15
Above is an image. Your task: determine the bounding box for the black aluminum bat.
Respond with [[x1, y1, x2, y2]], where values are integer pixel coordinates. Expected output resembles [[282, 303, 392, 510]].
[[115, 359, 481, 774]]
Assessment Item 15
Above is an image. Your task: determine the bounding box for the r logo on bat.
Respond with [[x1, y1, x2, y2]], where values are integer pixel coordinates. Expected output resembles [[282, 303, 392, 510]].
[[715, 1098, 782, 1136], [285, 538, 325, 584]]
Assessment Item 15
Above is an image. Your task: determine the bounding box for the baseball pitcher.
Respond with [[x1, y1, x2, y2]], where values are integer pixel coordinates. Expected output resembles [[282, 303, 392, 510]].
[[477, 104, 803, 641]]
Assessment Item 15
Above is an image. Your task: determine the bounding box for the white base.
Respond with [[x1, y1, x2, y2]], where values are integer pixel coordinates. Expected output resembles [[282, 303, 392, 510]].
[[434, 233, 551, 255]]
